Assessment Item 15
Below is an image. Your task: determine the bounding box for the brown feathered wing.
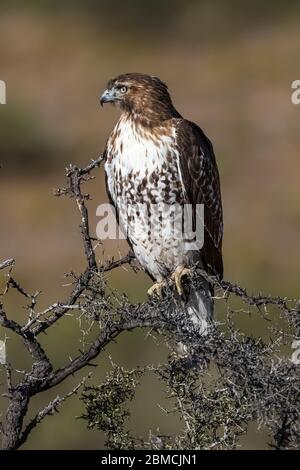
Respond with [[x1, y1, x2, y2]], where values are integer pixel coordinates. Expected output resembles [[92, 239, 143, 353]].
[[175, 119, 223, 278]]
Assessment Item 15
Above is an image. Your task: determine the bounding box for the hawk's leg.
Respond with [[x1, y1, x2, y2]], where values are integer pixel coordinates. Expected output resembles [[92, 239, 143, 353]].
[[147, 279, 168, 297], [171, 265, 193, 297]]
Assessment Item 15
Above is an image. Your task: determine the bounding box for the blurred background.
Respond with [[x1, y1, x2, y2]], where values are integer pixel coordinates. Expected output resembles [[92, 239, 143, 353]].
[[0, 0, 300, 449]]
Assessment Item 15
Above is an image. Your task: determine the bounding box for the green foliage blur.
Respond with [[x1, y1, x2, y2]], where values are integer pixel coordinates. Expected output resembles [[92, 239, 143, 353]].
[[0, 0, 300, 449]]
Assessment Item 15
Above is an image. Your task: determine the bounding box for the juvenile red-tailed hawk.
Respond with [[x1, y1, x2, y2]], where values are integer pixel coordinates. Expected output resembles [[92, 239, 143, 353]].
[[100, 73, 223, 331]]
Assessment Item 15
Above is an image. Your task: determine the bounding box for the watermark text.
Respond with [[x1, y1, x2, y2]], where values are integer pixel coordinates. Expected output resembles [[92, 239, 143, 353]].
[[0, 340, 6, 364], [291, 80, 300, 105], [0, 80, 6, 104], [96, 202, 204, 251]]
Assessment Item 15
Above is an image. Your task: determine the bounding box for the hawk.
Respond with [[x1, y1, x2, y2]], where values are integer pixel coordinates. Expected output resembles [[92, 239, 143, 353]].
[[100, 73, 223, 331]]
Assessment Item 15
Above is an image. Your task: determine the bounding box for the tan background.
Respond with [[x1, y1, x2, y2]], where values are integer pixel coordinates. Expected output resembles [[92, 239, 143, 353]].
[[0, 0, 300, 449]]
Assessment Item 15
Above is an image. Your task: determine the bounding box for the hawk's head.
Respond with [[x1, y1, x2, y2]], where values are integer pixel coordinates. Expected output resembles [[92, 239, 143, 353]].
[[100, 73, 179, 124]]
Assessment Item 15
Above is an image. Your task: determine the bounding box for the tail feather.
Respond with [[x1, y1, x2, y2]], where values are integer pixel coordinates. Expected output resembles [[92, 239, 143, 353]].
[[185, 277, 213, 334], [175, 277, 213, 356]]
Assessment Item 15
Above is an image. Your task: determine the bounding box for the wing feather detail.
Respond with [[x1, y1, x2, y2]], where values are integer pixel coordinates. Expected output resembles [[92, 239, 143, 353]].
[[174, 119, 223, 278]]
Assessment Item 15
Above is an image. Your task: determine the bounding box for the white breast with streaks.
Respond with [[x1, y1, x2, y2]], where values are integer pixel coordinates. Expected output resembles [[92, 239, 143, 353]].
[[104, 115, 187, 280]]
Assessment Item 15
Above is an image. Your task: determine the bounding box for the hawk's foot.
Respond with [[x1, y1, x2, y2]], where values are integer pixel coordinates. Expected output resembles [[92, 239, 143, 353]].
[[171, 265, 193, 297], [147, 279, 168, 297]]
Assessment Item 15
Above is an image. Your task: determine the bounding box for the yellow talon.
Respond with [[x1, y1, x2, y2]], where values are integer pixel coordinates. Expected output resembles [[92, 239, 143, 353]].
[[147, 280, 168, 297], [171, 265, 192, 297]]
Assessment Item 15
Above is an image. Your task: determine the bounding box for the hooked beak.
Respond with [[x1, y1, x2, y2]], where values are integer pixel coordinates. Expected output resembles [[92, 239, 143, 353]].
[[100, 88, 115, 106]]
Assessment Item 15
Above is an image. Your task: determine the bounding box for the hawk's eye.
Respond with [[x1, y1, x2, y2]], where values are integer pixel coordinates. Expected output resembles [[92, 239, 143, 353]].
[[120, 86, 127, 94]]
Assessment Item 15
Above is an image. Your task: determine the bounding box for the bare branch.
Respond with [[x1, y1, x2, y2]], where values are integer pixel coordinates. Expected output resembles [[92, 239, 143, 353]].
[[0, 259, 15, 271], [0, 304, 22, 334], [18, 373, 92, 447]]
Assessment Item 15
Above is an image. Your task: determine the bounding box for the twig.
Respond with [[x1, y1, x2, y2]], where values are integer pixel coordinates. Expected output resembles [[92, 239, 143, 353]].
[[0, 259, 15, 271], [18, 373, 92, 447]]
